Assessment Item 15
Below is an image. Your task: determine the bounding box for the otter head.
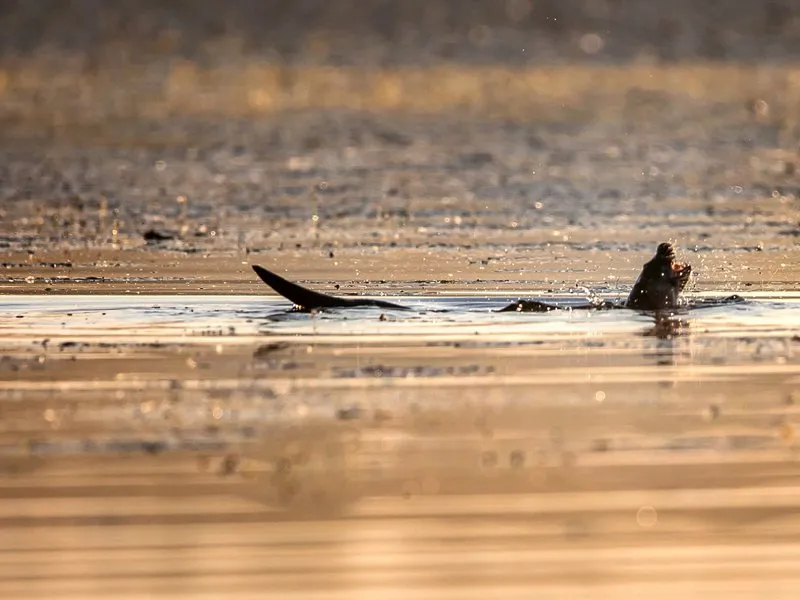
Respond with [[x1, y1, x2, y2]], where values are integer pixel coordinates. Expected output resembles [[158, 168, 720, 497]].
[[625, 242, 692, 311]]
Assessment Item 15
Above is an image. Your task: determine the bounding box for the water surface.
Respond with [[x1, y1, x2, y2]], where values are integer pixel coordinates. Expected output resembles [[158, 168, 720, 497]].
[[1, 291, 799, 598]]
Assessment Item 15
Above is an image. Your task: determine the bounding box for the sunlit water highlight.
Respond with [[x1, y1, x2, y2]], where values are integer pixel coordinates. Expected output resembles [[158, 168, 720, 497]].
[[2, 292, 799, 340], [1, 293, 799, 600]]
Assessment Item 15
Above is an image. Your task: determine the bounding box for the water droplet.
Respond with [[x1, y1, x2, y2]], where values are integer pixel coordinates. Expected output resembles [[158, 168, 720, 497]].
[[636, 506, 658, 528]]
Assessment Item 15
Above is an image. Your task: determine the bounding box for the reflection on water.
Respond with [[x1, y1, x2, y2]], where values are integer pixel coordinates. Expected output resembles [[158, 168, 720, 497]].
[[642, 312, 689, 340], [1, 294, 799, 598]]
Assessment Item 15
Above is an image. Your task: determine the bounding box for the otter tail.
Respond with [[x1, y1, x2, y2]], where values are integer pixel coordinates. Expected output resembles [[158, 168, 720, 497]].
[[251, 265, 407, 311]]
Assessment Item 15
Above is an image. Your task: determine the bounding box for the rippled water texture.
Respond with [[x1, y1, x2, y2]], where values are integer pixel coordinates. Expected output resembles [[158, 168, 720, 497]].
[[3, 27, 800, 594], [1, 289, 799, 598]]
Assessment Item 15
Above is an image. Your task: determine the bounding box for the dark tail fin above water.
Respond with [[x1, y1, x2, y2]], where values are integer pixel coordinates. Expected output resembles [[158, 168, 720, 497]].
[[251, 265, 408, 311]]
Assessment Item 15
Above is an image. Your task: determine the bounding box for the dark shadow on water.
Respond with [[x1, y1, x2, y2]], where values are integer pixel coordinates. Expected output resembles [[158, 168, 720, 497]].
[[639, 313, 689, 369], [638, 295, 748, 366], [642, 312, 690, 340]]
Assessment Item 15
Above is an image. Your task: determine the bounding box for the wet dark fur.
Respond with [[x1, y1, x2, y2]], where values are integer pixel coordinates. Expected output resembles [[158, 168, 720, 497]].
[[493, 242, 693, 312], [251, 265, 406, 311], [625, 242, 692, 310], [252, 243, 702, 313]]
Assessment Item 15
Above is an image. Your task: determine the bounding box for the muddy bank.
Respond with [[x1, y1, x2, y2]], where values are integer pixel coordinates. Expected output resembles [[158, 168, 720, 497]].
[[1, 87, 799, 296]]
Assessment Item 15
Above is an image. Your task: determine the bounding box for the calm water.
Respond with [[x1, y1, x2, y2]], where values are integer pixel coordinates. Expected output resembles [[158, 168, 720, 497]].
[[1, 293, 799, 599], [3, 291, 799, 338]]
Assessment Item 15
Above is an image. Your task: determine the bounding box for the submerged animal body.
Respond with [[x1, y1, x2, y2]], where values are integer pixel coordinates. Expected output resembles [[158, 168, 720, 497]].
[[252, 242, 693, 313]]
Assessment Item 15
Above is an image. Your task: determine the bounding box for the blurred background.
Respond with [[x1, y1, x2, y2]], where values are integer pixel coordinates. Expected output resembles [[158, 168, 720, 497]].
[[1, 0, 800, 124], [3, 0, 800, 64], [1, 0, 799, 267]]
